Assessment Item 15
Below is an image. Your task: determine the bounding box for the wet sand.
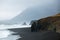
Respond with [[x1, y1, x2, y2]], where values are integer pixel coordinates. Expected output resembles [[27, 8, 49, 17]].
[[9, 27, 60, 40]]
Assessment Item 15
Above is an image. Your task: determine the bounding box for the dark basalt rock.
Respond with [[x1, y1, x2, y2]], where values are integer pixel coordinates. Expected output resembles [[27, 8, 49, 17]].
[[31, 13, 60, 32]]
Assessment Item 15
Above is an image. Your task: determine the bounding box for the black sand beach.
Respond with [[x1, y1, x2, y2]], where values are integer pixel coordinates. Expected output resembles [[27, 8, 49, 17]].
[[9, 27, 60, 40]]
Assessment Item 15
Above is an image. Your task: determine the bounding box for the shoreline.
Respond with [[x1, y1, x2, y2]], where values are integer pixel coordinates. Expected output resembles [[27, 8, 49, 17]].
[[8, 27, 60, 40]]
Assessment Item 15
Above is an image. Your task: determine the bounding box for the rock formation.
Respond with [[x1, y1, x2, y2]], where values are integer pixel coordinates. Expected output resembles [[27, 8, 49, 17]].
[[31, 13, 60, 33]]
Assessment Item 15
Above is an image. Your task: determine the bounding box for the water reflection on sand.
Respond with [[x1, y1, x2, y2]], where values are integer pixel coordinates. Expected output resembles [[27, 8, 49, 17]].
[[0, 29, 21, 40]]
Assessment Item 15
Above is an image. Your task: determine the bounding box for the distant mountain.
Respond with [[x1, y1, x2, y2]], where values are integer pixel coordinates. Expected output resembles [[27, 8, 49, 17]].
[[0, 5, 58, 24], [10, 5, 58, 24]]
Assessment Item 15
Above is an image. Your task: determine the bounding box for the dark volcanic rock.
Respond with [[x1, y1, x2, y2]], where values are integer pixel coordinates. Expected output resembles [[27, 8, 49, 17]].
[[31, 13, 60, 32]]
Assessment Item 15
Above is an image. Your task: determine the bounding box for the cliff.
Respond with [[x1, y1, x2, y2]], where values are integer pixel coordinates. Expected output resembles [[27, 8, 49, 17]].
[[31, 13, 60, 33]]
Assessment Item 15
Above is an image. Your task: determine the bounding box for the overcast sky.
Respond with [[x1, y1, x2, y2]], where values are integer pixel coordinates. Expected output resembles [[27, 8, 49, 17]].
[[0, 0, 58, 20]]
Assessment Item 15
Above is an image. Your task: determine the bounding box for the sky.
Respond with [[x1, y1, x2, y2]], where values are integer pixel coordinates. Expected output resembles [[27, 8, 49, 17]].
[[58, 0, 60, 13], [0, 0, 58, 20]]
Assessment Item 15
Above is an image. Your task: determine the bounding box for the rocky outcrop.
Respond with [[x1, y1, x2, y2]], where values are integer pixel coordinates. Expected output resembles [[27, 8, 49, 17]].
[[31, 13, 60, 32]]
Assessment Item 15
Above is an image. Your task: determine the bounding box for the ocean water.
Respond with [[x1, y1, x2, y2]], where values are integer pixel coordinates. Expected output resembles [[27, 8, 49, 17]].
[[0, 29, 20, 40], [0, 24, 31, 40], [0, 24, 31, 29]]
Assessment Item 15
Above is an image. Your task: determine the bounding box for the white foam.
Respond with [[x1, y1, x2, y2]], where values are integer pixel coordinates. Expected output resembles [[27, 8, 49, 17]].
[[0, 30, 12, 38], [0, 30, 21, 40], [0, 24, 31, 29]]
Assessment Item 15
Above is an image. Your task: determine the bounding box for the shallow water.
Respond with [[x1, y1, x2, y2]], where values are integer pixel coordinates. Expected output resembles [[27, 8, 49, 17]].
[[0, 29, 21, 40], [0, 24, 31, 40]]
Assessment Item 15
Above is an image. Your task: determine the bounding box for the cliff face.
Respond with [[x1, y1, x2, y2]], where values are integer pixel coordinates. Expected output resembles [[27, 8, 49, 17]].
[[31, 13, 60, 33]]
